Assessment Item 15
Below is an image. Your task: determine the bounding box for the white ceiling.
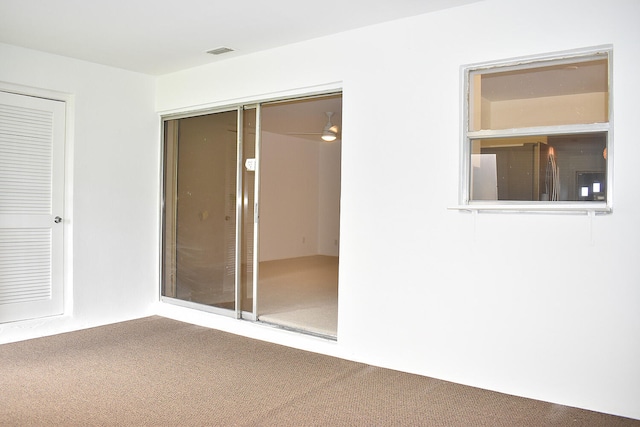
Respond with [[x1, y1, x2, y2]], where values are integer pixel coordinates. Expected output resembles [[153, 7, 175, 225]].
[[0, 0, 483, 75]]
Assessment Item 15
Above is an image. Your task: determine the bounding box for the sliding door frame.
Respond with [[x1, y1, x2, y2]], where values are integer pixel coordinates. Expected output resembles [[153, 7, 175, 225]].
[[251, 103, 262, 320], [234, 107, 243, 319], [159, 85, 342, 325]]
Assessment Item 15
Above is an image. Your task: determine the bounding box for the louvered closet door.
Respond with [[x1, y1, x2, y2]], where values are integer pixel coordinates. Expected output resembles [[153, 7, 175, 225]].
[[0, 91, 65, 323]]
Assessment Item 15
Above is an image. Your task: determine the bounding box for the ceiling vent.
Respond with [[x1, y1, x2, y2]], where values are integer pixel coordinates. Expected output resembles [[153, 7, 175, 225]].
[[207, 47, 234, 55]]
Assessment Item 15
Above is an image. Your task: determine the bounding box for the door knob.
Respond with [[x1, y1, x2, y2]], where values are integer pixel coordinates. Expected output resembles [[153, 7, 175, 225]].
[[54, 216, 62, 223]]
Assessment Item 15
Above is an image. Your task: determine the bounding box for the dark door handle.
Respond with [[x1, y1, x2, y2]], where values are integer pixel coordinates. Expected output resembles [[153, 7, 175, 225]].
[[54, 216, 62, 223]]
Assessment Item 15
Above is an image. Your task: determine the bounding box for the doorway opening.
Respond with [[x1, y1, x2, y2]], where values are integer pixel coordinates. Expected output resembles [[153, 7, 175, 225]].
[[161, 93, 341, 338], [257, 95, 341, 337]]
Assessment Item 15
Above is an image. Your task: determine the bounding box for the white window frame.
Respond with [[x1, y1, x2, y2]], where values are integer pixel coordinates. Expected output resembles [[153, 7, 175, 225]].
[[456, 46, 613, 214]]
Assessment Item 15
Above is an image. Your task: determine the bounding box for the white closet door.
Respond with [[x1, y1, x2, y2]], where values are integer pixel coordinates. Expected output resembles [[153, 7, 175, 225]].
[[0, 91, 65, 323]]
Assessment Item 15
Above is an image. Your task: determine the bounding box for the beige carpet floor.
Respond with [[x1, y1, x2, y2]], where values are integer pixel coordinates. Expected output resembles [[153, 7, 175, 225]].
[[1, 316, 638, 426]]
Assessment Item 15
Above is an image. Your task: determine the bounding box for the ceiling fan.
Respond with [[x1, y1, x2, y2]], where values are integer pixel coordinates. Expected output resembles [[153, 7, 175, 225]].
[[286, 112, 339, 142]]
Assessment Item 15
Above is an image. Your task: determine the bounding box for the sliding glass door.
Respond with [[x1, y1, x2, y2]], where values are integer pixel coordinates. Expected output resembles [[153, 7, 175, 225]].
[[161, 94, 340, 336], [162, 108, 255, 317]]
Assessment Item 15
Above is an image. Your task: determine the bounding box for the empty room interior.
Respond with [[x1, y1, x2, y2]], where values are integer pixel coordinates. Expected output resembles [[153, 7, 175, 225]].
[[0, 0, 639, 423]]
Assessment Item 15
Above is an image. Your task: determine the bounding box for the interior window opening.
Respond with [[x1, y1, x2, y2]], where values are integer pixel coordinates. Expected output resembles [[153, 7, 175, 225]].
[[464, 48, 611, 209]]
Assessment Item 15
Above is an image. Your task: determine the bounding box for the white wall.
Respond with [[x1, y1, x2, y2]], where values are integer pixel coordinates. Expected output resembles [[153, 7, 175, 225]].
[[0, 43, 159, 341], [259, 132, 341, 261], [489, 92, 608, 129], [259, 131, 320, 261], [317, 139, 341, 256], [156, 0, 640, 419]]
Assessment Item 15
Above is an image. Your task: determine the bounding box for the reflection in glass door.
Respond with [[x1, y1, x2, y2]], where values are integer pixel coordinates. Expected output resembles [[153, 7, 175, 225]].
[[162, 108, 255, 316]]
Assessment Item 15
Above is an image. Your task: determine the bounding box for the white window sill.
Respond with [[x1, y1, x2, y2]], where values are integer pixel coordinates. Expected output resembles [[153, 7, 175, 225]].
[[448, 202, 611, 215]]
